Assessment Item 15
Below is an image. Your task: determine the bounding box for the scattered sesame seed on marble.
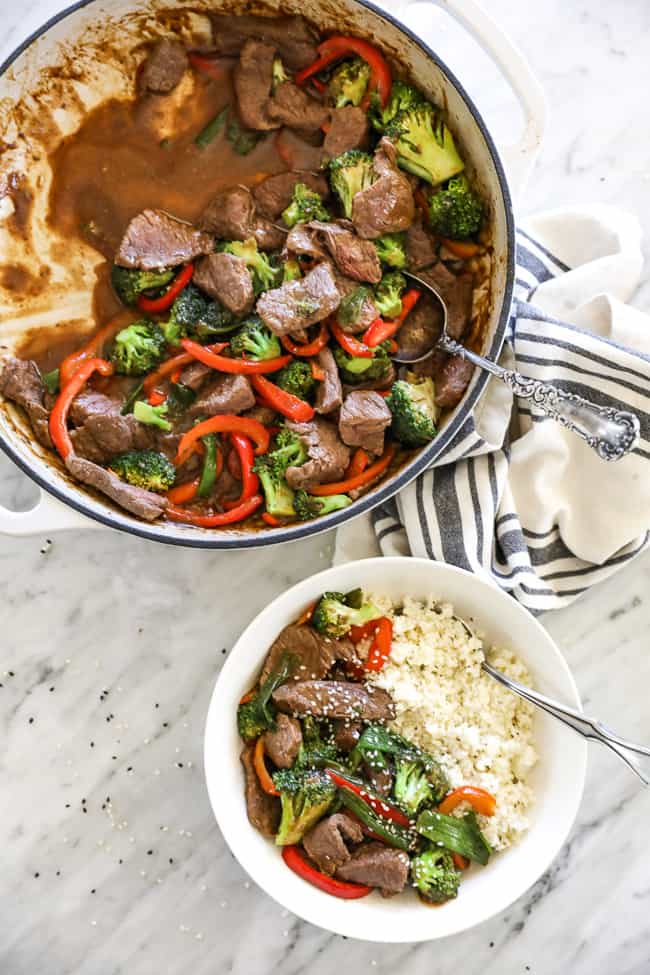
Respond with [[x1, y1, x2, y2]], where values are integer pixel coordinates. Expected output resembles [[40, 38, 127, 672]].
[[140, 870, 147, 877], [195, 933, 203, 941], [160, 825, 168, 832], [153, 769, 161, 776], [144, 738, 150, 745], [64, 659, 71, 665], [371, 961, 377, 967], [182, 722, 188, 729], [219, 901, 228, 908], [97, 840, 104, 848], [179, 925, 189, 933], [243, 882, 250, 889], [175, 747, 180, 754], [63, 837, 69, 844], [178, 829, 185, 836], [200, 884, 207, 892], [90, 920, 97, 927], [129, 837, 136, 844], [186, 831, 193, 838], [156, 878, 163, 885], [282, 930, 289, 937], [187, 761, 193, 769]]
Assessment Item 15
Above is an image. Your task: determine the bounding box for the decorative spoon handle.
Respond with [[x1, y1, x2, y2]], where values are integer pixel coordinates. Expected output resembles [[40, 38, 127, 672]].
[[440, 336, 640, 462]]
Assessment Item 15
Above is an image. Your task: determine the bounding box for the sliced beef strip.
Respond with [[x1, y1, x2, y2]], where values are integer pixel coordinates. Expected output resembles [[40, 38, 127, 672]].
[[272, 681, 396, 721], [200, 186, 285, 251], [338, 391, 391, 457], [263, 714, 303, 769], [284, 224, 327, 261], [68, 389, 119, 426], [269, 82, 330, 132], [433, 353, 475, 408], [254, 171, 328, 221], [284, 416, 350, 489], [70, 412, 153, 465], [352, 138, 415, 240], [314, 346, 342, 415], [233, 39, 278, 131], [333, 271, 379, 334], [309, 221, 382, 284], [260, 622, 358, 684], [323, 106, 369, 158], [396, 291, 443, 360], [419, 263, 474, 340], [194, 252, 254, 316], [256, 262, 340, 336], [240, 744, 280, 836], [179, 361, 212, 392], [242, 404, 279, 426], [0, 357, 52, 447], [187, 373, 255, 417], [115, 209, 213, 270], [362, 762, 393, 797], [406, 219, 438, 270], [139, 39, 188, 94], [65, 454, 167, 521], [303, 813, 363, 876], [336, 842, 409, 897], [333, 720, 363, 753], [209, 14, 318, 70]]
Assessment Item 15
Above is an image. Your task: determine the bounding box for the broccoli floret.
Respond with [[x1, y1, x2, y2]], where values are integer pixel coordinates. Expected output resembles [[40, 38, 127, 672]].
[[283, 259, 303, 282], [428, 174, 483, 240], [132, 399, 173, 431], [272, 55, 290, 93], [387, 376, 438, 447], [221, 238, 282, 294], [329, 149, 376, 219], [333, 340, 391, 385], [337, 285, 373, 328], [370, 79, 423, 132], [293, 491, 352, 521], [110, 266, 173, 307], [270, 427, 309, 470], [311, 589, 382, 638], [385, 102, 464, 185], [229, 315, 281, 361], [328, 57, 371, 108], [110, 320, 166, 376], [237, 652, 295, 742], [374, 232, 407, 270], [109, 449, 176, 493], [393, 760, 435, 816], [273, 360, 315, 400], [282, 182, 330, 228], [296, 716, 340, 769], [253, 454, 296, 518], [411, 848, 461, 904], [272, 766, 336, 845], [374, 271, 406, 319]]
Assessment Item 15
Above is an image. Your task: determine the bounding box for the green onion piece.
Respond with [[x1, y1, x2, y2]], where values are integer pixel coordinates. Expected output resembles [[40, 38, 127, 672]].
[[194, 105, 229, 148], [337, 788, 416, 852], [416, 809, 491, 865], [226, 118, 263, 156], [42, 368, 60, 395], [167, 382, 196, 415], [120, 381, 144, 415], [198, 433, 218, 498]]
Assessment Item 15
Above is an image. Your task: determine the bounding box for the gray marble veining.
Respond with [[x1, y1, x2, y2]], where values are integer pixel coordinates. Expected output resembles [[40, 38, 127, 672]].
[[2, 1, 650, 973]]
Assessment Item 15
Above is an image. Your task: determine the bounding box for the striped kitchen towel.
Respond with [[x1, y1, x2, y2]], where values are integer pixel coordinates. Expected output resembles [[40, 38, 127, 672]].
[[335, 205, 650, 612]]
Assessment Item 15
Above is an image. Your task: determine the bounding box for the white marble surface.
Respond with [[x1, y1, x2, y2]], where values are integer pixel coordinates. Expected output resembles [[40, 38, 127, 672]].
[[2, 1, 650, 972]]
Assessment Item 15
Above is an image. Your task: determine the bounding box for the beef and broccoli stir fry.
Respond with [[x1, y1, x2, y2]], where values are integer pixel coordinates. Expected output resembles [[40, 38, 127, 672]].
[[238, 589, 495, 904], [0, 14, 487, 529]]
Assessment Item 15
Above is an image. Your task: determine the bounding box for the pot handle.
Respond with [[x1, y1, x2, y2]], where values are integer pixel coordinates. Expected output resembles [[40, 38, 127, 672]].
[[0, 487, 101, 535], [394, 0, 547, 198]]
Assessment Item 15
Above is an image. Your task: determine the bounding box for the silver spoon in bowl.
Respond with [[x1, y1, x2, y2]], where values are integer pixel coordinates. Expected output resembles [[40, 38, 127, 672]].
[[392, 271, 640, 462], [452, 616, 650, 785]]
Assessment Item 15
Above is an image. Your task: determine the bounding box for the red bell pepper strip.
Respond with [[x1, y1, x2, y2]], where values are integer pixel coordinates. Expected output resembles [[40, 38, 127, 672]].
[[143, 352, 193, 393], [297, 600, 318, 625], [345, 447, 369, 479], [167, 478, 200, 505], [364, 616, 393, 672], [254, 737, 279, 795], [281, 845, 372, 899], [175, 415, 270, 465], [166, 493, 263, 526], [59, 311, 135, 388], [329, 320, 373, 358], [280, 322, 329, 357], [452, 852, 470, 871], [224, 433, 259, 510], [349, 618, 381, 643], [440, 238, 482, 258], [148, 388, 166, 406], [261, 512, 283, 527], [309, 443, 396, 496], [188, 52, 226, 81], [137, 263, 194, 314], [49, 358, 115, 460], [309, 76, 327, 95], [250, 375, 315, 422], [181, 338, 292, 375], [295, 35, 392, 109], [363, 289, 422, 348], [325, 769, 411, 827], [310, 361, 326, 382], [438, 786, 497, 817]]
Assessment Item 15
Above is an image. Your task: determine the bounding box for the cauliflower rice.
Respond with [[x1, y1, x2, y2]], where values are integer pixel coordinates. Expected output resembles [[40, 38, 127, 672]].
[[366, 594, 538, 850]]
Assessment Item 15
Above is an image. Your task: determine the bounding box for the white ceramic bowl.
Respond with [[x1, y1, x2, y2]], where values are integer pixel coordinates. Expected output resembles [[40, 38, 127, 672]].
[[204, 558, 587, 942]]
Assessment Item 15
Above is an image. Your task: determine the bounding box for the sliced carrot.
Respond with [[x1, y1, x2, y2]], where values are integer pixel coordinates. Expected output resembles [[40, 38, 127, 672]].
[[254, 737, 279, 795], [440, 238, 482, 259]]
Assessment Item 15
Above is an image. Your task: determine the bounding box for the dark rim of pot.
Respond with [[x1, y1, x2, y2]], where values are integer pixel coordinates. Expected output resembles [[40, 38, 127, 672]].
[[0, 0, 515, 548]]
